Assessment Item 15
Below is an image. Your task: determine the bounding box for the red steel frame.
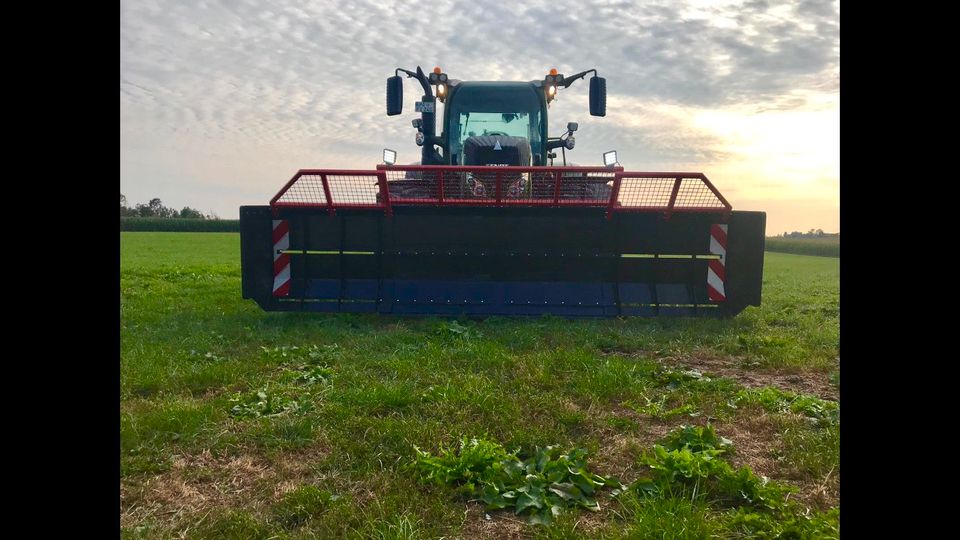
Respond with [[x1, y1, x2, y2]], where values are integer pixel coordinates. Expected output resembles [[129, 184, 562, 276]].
[[269, 165, 732, 220], [269, 169, 390, 215], [606, 171, 732, 220]]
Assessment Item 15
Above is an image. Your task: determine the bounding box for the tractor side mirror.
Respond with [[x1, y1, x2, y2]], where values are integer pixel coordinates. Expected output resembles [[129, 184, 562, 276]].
[[589, 76, 606, 117], [567, 122, 578, 132], [387, 76, 403, 116]]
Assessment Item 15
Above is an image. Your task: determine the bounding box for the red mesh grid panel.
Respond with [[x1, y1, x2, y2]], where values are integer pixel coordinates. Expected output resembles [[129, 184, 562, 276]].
[[271, 173, 330, 207], [613, 174, 730, 213], [269, 167, 730, 215], [272, 171, 386, 208], [442, 171, 471, 201], [379, 166, 620, 206], [616, 177, 676, 208], [326, 174, 381, 206], [557, 171, 616, 205], [453, 170, 498, 203], [384, 169, 440, 202], [522, 171, 559, 202], [673, 178, 727, 209]]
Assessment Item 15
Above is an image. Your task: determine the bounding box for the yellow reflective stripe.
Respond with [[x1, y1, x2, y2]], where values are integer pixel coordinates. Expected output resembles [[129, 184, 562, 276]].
[[280, 250, 375, 255], [620, 254, 721, 259]]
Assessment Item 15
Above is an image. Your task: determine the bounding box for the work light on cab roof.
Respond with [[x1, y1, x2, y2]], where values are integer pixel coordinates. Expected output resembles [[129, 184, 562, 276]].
[[238, 65, 766, 317], [428, 66, 449, 101]]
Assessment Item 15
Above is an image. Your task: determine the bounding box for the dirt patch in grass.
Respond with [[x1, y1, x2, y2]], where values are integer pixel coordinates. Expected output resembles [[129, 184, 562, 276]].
[[120, 450, 270, 531], [560, 509, 619, 537], [457, 500, 617, 540], [656, 352, 838, 401], [457, 503, 530, 539], [799, 468, 840, 513], [121, 444, 331, 532], [719, 413, 780, 482], [719, 412, 839, 511], [461, 491, 638, 539], [589, 410, 674, 480]]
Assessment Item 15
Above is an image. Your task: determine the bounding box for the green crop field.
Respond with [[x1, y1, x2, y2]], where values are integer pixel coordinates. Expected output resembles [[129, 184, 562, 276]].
[[121, 232, 840, 539], [121, 217, 241, 232], [765, 236, 840, 258]]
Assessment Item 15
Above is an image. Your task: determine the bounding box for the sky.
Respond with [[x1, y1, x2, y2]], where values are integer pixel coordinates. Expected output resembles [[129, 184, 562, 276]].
[[120, 0, 839, 234]]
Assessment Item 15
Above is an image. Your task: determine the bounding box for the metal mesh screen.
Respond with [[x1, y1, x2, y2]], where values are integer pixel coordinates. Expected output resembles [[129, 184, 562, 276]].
[[615, 175, 727, 210], [523, 171, 559, 202], [382, 168, 616, 205], [557, 171, 616, 205], [273, 172, 384, 207], [616, 177, 676, 208], [384, 170, 439, 201], [459, 170, 499, 203], [674, 178, 727, 209], [272, 174, 330, 206], [326, 174, 381, 206], [270, 168, 729, 214]]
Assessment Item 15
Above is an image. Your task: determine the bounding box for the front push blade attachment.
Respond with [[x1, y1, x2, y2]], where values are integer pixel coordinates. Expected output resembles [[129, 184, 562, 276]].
[[241, 166, 764, 317]]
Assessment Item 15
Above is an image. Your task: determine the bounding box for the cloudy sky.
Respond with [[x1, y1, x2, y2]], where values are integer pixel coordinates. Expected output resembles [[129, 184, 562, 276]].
[[120, 0, 839, 234]]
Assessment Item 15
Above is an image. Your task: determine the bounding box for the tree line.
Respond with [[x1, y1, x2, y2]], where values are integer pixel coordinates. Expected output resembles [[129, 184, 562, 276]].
[[121, 194, 217, 219]]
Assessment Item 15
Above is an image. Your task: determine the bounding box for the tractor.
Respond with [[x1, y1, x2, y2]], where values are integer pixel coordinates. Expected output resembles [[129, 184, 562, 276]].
[[239, 65, 765, 316]]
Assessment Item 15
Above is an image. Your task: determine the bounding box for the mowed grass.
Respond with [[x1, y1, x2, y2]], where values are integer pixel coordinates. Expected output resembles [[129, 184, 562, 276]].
[[120, 232, 839, 539]]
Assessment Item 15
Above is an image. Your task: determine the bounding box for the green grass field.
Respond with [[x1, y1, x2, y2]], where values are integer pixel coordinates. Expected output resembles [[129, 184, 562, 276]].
[[121, 232, 840, 539]]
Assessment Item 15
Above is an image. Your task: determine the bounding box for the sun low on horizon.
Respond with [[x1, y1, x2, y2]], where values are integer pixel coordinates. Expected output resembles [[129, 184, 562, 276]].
[[121, 0, 839, 235]]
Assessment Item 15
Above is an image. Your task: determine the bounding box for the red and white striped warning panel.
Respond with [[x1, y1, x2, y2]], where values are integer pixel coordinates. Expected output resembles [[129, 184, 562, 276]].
[[707, 224, 727, 301], [272, 219, 291, 297]]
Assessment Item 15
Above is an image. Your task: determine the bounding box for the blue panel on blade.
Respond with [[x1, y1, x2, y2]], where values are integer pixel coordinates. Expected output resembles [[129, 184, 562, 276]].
[[302, 301, 340, 312], [394, 280, 503, 305], [339, 301, 377, 313], [545, 282, 607, 306], [619, 283, 654, 304], [656, 284, 691, 304], [504, 281, 611, 307], [342, 280, 379, 300], [621, 305, 657, 316], [656, 284, 693, 316], [304, 279, 340, 299], [502, 282, 547, 305]]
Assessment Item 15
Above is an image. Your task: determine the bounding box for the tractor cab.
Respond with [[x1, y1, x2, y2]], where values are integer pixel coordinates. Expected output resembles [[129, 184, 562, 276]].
[[387, 66, 605, 167], [444, 82, 546, 166]]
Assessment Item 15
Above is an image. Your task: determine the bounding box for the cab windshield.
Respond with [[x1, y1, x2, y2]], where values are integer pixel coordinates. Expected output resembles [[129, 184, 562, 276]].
[[446, 85, 543, 164]]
